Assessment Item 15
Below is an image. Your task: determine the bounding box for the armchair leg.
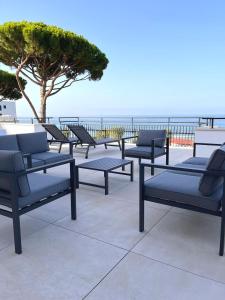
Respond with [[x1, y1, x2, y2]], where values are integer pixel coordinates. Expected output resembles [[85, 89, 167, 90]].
[[105, 143, 107, 149], [13, 214, 22, 254], [166, 151, 169, 165], [58, 142, 62, 153], [219, 211, 225, 256], [139, 165, 145, 232], [71, 190, 76, 220], [118, 141, 122, 150], [70, 161, 77, 220], [139, 199, 145, 232], [151, 157, 155, 176], [85, 145, 90, 159]]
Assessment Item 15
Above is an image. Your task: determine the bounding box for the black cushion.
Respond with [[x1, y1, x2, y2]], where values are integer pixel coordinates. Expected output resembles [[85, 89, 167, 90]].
[[144, 171, 222, 211], [124, 146, 165, 159], [136, 130, 166, 147], [17, 132, 49, 154], [0, 150, 30, 197], [0, 135, 19, 151], [199, 146, 225, 196]]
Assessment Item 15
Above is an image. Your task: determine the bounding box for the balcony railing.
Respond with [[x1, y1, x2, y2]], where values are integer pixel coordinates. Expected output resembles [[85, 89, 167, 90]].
[[2, 116, 225, 147]]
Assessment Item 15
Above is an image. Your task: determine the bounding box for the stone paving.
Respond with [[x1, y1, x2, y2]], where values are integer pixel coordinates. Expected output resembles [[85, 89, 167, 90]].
[[1, 144, 225, 300]]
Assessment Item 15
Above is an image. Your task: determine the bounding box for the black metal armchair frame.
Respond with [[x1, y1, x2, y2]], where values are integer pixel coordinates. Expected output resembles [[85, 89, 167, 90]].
[[193, 142, 222, 157], [42, 124, 79, 155], [0, 158, 76, 254], [122, 135, 170, 175], [139, 163, 225, 256]]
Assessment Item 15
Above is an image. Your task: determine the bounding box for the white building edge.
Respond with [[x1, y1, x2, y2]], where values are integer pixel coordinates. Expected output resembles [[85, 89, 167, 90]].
[[0, 100, 16, 119]]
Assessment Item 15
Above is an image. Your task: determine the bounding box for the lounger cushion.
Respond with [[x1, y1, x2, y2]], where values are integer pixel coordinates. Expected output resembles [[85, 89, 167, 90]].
[[136, 130, 166, 147], [199, 146, 225, 196], [19, 173, 70, 208], [32, 152, 71, 164], [17, 132, 49, 154], [125, 146, 165, 158], [144, 171, 222, 211], [95, 137, 118, 145], [183, 157, 209, 166], [0, 135, 19, 151], [0, 150, 30, 197]]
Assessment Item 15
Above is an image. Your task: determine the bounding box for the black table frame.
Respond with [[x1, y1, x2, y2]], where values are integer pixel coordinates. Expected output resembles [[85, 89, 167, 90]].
[[75, 158, 133, 195]]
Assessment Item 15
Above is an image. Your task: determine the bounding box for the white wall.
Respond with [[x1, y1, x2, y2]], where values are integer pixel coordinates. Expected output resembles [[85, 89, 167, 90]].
[[0, 123, 44, 135], [194, 127, 225, 157], [0, 101, 16, 117]]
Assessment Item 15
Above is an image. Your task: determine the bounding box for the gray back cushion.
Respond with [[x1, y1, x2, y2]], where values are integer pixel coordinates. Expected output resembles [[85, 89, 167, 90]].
[[0, 135, 19, 151], [0, 150, 30, 197], [17, 132, 49, 154], [136, 130, 166, 147], [199, 146, 225, 196]]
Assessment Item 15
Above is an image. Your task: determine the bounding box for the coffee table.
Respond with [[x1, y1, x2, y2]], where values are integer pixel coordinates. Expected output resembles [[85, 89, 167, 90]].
[[75, 157, 133, 195]]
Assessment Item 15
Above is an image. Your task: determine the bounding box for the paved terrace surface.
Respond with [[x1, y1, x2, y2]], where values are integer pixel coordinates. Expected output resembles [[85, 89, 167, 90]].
[[1, 144, 225, 300]]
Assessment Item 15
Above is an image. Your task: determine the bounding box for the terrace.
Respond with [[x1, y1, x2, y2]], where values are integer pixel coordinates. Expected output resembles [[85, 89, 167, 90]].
[[0, 135, 225, 299]]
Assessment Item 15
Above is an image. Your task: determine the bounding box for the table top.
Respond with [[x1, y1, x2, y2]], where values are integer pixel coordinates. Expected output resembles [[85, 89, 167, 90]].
[[77, 157, 132, 171]]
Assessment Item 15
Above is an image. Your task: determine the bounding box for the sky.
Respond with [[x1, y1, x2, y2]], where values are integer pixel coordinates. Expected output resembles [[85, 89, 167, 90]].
[[0, 0, 224, 117]]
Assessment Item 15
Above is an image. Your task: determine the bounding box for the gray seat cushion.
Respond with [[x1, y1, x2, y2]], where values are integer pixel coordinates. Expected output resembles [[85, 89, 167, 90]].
[[144, 171, 222, 211], [136, 130, 166, 147], [0, 135, 19, 151], [19, 173, 70, 208], [95, 137, 118, 145], [125, 146, 165, 159], [17, 132, 49, 154], [32, 152, 71, 164], [0, 150, 30, 197], [199, 146, 225, 196], [183, 157, 209, 166]]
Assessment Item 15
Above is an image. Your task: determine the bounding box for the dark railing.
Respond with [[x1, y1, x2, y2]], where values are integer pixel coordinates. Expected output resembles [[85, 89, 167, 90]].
[[56, 116, 208, 147], [2, 116, 225, 147]]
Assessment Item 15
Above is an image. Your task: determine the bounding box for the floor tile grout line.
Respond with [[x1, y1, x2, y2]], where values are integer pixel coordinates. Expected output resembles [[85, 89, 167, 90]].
[[52, 222, 129, 252], [129, 207, 172, 251], [82, 251, 130, 300], [80, 209, 173, 299], [130, 251, 225, 286]]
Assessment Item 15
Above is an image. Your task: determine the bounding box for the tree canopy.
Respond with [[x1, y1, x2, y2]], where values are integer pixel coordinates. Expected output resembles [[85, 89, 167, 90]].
[[0, 21, 109, 121], [0, 70, 26, 101]]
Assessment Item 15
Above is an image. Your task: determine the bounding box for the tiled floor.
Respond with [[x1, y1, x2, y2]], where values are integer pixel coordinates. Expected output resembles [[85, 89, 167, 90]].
[[1, 145, 225, 299]]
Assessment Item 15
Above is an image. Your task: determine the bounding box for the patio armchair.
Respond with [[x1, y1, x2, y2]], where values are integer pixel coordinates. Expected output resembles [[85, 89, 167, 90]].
[[139, 145, 225, 256], [122, 130, 169, 175], [67, 125, 121, 159], [0, 150, 76, 254], [42, 124, 79, 155]]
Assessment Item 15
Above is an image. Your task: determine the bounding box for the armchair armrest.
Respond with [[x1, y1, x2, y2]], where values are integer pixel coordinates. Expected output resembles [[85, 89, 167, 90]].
[[122, 135, 138, 141], [121, 135, 139, 159], [140, 162, 225, 178], [193, 142, 222, 157], [22, 153, 32, 168], [25, 158, 75, 174]]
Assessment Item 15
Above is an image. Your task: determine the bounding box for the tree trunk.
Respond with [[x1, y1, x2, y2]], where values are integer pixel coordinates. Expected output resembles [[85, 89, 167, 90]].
[[40, 82, 47, 123]]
